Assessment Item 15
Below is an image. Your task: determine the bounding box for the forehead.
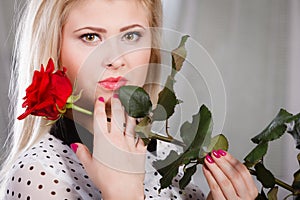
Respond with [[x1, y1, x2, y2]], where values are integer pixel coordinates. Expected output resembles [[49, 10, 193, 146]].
[[66, 0, 150, 29]]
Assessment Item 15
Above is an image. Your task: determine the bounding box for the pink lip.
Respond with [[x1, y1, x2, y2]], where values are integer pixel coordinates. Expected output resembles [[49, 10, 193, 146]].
[[98, 76, 127, 90]]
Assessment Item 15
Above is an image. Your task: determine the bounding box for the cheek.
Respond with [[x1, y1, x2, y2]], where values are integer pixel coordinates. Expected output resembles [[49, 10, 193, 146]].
[[126, 49, 151, 86], [60, 40, 86, 86]]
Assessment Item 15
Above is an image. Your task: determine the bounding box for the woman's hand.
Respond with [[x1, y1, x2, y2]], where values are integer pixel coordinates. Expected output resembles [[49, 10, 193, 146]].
[[73, 95, 146, 200], [203, 150, 258, 200]]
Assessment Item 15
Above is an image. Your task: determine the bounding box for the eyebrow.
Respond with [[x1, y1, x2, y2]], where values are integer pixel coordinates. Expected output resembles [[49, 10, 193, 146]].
[[74, 24, 146, 33], [120, 24, 145, 32]]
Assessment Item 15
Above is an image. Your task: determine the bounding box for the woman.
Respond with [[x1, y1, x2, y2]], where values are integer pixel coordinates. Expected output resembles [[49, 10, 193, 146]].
[[0, 0, 258, 199]]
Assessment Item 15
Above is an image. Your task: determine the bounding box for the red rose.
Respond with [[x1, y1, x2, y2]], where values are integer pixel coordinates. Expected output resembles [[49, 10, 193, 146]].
[[18, 58, 72, 120]]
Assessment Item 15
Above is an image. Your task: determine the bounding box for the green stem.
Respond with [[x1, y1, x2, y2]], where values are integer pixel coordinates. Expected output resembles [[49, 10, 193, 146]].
[[283, 194, 294, 200], [165, 120, 172, 138], [248, 169, 294, 193], [150, 132, 186, 147], [70, 104, 93, 116], [275, 178, 294, 193]]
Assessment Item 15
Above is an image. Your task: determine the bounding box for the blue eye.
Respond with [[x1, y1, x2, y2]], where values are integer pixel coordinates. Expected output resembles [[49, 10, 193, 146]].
[[122, 31, 142, 42], [80, 33, 101, 44]]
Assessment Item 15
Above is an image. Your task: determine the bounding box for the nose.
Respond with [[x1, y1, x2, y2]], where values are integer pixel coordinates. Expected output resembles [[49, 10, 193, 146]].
[[102, 39, 126, 69], [104, 56, 125, 69]]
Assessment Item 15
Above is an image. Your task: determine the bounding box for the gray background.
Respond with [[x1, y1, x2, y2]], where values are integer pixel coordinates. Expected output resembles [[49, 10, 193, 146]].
[[0, 0, 14, 148], [1, 0, 300, 198], [161, 0, 300, 197]]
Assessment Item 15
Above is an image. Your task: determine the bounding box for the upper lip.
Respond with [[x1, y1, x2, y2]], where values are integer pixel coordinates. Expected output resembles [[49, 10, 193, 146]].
[[98, 76, 127, 83], [98, 76, 128, 90]]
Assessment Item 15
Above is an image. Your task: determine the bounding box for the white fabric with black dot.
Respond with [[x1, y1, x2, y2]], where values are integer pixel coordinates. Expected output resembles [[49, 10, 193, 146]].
[[5, 134, 205, 199]]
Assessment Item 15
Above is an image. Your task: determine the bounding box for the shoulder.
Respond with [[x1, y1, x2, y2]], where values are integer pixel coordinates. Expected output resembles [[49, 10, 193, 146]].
[[4, 134, 101, 200], [144, 140, 206, 200]]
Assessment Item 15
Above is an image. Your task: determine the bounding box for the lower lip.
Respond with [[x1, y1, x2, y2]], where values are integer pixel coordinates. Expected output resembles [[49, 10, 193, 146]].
[[98, 80, 127, 90]]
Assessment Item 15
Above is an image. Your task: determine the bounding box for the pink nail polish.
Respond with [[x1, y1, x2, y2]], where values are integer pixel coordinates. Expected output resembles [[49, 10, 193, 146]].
[[113, 93, 119, 99], [98, 97, 105, 102], [205, 155, 214, 164], [217, 149, 227, 156], [70, 143, 78, 153], [212, 150, 221, 158]]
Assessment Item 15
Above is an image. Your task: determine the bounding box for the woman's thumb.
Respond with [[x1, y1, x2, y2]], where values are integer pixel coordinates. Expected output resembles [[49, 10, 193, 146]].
[[70, 143, 93, 168]]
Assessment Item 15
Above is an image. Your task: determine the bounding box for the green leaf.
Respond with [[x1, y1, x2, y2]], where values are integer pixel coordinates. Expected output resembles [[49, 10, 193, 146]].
[[135, 116, 152, 145], [67, 90, 83, 103], [244, 142, 268, 167], [180, 110, 200, 151], [252, 109, 297, 144], [118, 85, 152, 118], [267, 187, 278, 200], [288, 117, 300, 149], [171, 35, 189, 72], [152, 35, 189, 121], [153, 105, 213, 191], [152, 76, 179, 121], [255, 190, 268, 200], [293, 169, 300, 192], [188, 105, 213, 151], [293, 154, 300, 195], [185, 105, 213, 160], [153, 148, 200, 192], [254, 163, 276, 188], [179, 164, 197, 189], [153, 150, 180, 171], [152, 150, 180, 191], [206, 134, 229, 153]]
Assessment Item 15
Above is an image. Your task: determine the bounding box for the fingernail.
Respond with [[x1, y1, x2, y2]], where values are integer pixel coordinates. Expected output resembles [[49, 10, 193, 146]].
[[70, 143, 78, 153], [212, 150, 221, 158], [217, 149, 227, 156], [98, 97, 105, 102], [113, 93, 119, 99], [205, 154, 214, 164]]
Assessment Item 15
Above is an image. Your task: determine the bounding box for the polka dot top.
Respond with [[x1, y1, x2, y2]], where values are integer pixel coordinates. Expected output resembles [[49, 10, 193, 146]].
[[4, 133, 206, 200]]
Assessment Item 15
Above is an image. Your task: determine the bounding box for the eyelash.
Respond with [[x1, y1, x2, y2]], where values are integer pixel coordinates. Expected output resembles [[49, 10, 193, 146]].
[[80, 33, 101, 44], [121, 31, 143, 42], [79, 31, 143, 45]]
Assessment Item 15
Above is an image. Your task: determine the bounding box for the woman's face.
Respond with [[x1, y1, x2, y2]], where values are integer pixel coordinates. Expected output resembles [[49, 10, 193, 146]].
[[60, 0, 151, 107]]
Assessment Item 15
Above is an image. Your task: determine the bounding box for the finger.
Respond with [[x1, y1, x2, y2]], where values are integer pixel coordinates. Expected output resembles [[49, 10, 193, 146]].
[[204, 154, 238, 199], [111, 94, 126, 134], [202, 164, 226, 200], [125, 116, 137, 136], [71, 143, 93, 173], [211, 150, 254, 199], [94, 96, 108, 134], [221, 151, 258, 198], [135, 136, 146, 150], [124, 116, 138, 146], [71, 143, 107, 190], [93, 97, 110, 163]]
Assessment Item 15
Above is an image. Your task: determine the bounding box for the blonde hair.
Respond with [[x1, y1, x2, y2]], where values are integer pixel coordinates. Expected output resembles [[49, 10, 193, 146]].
[[142, 0, 163, 103], [0, 0, 162, 194]]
